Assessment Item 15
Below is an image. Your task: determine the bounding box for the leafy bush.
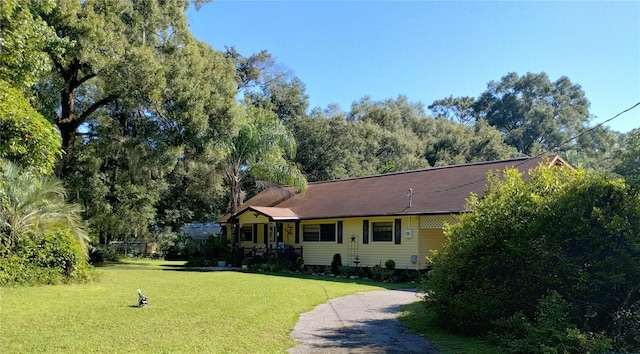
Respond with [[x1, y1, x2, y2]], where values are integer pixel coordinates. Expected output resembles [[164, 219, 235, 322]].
[[164, 235, 202, 260], [331, 253, 342, 275], [0, 230, 91, 285], [384, 259, 396, 270], [489, 291, 612, 353], [89, 246, 120, 264], [185, 257, 215, 267], [339, 265, 352, 276], [425, 165, 640, 352], [368, 264, 396, 282]]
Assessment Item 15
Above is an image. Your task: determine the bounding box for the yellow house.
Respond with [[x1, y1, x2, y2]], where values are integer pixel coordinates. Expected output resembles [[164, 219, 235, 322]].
[[220, 156, 569, 270]]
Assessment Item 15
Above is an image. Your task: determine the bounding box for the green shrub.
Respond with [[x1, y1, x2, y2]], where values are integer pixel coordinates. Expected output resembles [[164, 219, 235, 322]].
[[425, 166, 640, 351], [368, 265, 396, 282], [339, 265, 352, 276], [384, 259, 396, 270], [489, 291, 612, 354], [185, 257, 215, 267], [89, 246, 120, 264], [164, 235, 202, 260], [357, 266, 372, 279], [331, 253, 342, 275], [0, 230, 91, 285]]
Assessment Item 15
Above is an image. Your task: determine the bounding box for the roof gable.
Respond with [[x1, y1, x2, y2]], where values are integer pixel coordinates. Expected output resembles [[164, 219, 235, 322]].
[[236, 206, 299, 221]]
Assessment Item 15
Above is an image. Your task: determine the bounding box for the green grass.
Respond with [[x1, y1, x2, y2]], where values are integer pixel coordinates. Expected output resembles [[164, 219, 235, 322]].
[[1, 260, 501, 353], [398, 301, 503, 354], [0, 260, 387, 353]]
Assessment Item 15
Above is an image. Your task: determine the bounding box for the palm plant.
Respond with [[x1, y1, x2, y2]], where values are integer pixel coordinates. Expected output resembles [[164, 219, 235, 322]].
[[0, 160, 88, 251], [219, 105, 307, 215]]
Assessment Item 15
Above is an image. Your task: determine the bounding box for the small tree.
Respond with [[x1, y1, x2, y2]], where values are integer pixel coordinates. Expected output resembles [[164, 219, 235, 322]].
[[331, 253, 342, 275]]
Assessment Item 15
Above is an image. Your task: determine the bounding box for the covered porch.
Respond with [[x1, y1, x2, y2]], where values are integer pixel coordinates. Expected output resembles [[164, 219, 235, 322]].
[[232, 206, 303, 264]]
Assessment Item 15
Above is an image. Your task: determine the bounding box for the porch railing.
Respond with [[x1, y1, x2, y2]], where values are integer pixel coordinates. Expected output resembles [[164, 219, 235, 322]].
[[241, 245, 303, 262]]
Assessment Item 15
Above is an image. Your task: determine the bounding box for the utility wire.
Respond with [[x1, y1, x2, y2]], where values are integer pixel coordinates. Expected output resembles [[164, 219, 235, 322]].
[[544, 101, 640, 157], [432, 101, 640, 194]]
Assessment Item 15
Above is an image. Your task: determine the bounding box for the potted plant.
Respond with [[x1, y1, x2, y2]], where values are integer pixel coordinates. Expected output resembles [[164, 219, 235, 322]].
[[241, 258, 249, 270]]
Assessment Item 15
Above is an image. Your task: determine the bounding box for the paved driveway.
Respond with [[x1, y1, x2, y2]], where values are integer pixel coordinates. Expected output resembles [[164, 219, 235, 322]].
[[288, 289, 438, 353]]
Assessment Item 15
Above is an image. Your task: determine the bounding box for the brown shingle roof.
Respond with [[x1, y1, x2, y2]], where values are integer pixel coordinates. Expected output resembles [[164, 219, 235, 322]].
[[221, 155, 568, 222], [237, 206, 299, 221]]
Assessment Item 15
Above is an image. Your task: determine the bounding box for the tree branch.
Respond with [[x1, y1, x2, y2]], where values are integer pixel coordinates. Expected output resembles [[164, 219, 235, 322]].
[[78, 95, 118, 123], [52, 57, 66, 76], [76, 72, 97, 87]]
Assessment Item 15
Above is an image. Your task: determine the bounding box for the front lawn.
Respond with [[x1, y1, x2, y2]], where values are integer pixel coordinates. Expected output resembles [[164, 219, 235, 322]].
[[0, 260, 385, 353]]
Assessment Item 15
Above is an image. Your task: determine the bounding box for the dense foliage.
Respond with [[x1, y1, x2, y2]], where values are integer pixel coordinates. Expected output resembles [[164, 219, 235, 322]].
[[425, 164, 640, 352], [0, 0, 57, 90], [0, 160, 91, 285], [429, 72, 622, 169], [615, 129, 640, 189], [0, 80, 62, 175]]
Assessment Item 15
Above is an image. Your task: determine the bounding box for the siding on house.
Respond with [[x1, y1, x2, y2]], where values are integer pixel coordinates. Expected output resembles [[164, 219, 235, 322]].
[[233, 208, 460, 269], [419, 228, 446, 268]]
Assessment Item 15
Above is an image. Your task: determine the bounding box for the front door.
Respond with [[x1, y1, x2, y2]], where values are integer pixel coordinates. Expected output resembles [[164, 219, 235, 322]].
[[276, 223, 284, 244]]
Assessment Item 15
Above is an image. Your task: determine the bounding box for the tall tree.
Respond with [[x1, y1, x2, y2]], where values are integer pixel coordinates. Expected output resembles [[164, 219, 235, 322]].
[[289, 107, 357, 182], [428, 96, 476, 125], [423, 118, 520, 167], [219, 105, 307, 215], [473, 72, 591, 155], [247, 75, 309, 123], [224, 47, 310, 123], [224, 46, 275, 92], [32, 0, 210, 159]]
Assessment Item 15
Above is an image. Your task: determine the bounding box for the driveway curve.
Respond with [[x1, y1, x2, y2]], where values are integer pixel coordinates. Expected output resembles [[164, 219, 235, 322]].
[[288, 289, 438, 354]]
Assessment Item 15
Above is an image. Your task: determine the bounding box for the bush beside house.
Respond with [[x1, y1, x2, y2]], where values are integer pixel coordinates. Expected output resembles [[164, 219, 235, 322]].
[[425, 166, 640, 353]]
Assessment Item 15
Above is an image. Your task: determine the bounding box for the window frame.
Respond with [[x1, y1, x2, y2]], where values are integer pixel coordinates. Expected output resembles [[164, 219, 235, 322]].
[[372, 221, 393, 242], [302, 223, 336, 242], [241, 226, 253, 242]]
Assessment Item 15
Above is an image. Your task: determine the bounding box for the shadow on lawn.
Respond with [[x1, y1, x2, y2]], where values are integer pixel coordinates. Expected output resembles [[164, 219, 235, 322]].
[[91, 260, 189, 270]]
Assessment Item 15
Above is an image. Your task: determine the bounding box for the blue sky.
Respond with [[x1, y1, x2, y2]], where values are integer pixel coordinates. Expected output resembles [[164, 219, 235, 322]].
[[188, 1, 639, 133]]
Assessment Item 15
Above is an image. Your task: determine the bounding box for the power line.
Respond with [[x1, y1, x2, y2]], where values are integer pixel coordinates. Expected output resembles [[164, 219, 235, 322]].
[[431, 101, 640, 194], [545, 101, 640, 156]]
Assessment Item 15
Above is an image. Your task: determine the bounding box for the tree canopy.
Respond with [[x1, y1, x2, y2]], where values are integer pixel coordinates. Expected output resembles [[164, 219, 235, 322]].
[[0, 0, 57, 91], [429, 72, 620, 168], [614, 129, 640, 189]]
